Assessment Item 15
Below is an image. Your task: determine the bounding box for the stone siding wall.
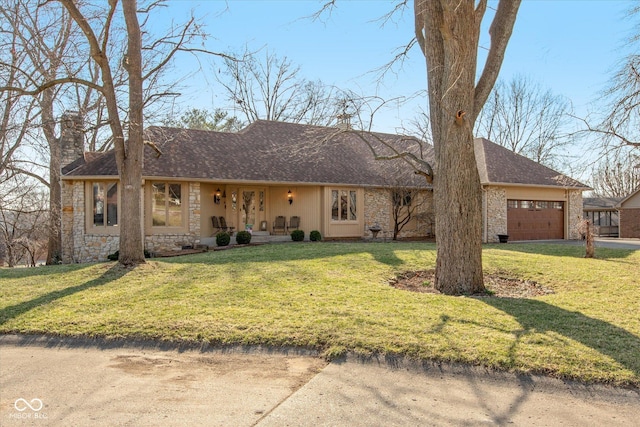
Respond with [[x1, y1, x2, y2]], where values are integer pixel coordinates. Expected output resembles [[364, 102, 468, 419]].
[[61, 180, 120, 263], [567, 189, 584, 240], [363, 188, 434, 239], [619, 208, 640, 238], [62, 182, 203, 263], [484, 186, 507, 243], [363, 189, 391, 238], [145, 182, 202, 254], [60, 180, 76, 263]]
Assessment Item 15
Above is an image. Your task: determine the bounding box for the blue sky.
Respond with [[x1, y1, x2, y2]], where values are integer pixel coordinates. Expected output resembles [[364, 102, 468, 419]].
[[163, 1, 635, 134]]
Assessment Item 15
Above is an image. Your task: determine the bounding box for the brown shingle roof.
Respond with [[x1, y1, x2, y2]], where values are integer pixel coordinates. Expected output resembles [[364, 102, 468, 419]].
[[583, 197, 623, 210], [64, 121, 588, 190], [64, 120, 429, 187], [474, 138, 590, 189]]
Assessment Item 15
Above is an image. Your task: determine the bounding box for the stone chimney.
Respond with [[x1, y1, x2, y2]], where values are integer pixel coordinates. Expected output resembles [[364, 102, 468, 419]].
[[59, 111, 84, 169]]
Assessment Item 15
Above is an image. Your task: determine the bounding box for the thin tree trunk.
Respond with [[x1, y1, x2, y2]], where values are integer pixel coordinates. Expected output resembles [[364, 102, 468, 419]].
[[41, 89, 62, 265]]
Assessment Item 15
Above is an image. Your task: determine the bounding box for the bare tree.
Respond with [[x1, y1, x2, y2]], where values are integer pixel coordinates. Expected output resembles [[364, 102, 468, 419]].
[[1, 0, 217, 266], [405, 106, 433, 145], [0, 175, 48, 267], [414, 0, 521, 294], [162, 107, 243, 132], [475, 75, 572, 169], [390, 188, 431, 240], [218, 49, 344, 126], [1, 0, 78, 264], [578, 6, 640, 168], [591, 150, 640, 197]]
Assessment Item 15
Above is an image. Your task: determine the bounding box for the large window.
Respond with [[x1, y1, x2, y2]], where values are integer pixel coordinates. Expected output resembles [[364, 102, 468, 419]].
[[392, 190, 412, 207], [152, 182, 182, 227], [92, 182, 118, 227], [331, 189, 357, 221]]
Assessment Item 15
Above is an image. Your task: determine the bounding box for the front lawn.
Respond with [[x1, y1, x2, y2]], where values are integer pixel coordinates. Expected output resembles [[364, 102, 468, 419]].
[[1, 242, 638, 386]]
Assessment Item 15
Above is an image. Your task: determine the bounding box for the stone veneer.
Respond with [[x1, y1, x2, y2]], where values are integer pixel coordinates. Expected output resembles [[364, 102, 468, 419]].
[[144, 182, 202, 254], [61, 182, 203, 263], [567, 189, 584, 240], [363, 188, 434, 239], [484, 186, 507, 243], [61, 180, 119, 263]]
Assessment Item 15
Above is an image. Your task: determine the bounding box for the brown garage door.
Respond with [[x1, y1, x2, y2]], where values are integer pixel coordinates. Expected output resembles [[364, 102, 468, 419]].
[[507, 200, 564, 241]]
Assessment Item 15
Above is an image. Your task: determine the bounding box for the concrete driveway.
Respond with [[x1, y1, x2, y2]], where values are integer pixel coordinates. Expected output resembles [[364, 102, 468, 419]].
[[1, 335, 638, 426]]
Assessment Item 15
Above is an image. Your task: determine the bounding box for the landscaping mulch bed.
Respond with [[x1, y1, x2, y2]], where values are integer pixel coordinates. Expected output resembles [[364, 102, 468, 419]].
[[390, 269, 554, 298], [152, 248, 208, 257]]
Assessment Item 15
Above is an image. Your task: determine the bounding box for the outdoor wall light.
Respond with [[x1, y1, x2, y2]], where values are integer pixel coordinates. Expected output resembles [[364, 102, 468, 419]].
[[214, 188, 221, 204], [287, 189, 293, 205]]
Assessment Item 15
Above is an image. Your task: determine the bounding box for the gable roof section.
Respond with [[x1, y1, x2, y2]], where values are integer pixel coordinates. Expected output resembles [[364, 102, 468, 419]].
[[64, 121, 587, 191], [583, 196, 624, 210], [474, 138, 590, 189], [616, 186, 640, 208], [64, 120, 429, 188]]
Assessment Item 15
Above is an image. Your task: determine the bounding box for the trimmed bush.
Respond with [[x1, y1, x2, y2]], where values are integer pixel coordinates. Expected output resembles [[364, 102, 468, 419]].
[[310, 230, 322, 241], [216, 232, 231, 247], [235, 230, 252, 245], [290, 229, 305, 242]]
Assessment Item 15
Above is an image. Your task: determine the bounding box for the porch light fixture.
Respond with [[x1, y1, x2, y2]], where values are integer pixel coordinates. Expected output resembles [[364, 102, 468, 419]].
[[287, 190, 293, 205], [214, 188, 222, 204]]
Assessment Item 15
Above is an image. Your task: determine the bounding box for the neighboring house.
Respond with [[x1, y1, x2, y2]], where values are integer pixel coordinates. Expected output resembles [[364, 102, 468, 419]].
[[616, 187, 640, 238], [583, 197, 622, 237], [59, 112, 589, 263]]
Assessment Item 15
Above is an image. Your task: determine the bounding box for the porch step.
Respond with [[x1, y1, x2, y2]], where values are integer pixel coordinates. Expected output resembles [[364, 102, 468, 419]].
[[250, 232, 291, 243]]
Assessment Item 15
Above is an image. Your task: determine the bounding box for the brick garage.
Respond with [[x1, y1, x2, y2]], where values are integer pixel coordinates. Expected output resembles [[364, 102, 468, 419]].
[[617, 187, 640, 238], [619, 208, 640, 238]]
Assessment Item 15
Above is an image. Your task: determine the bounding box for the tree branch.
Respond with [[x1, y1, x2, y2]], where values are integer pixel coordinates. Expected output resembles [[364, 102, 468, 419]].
[[473, 0, 521, 121], [0, 77, 104, 96]]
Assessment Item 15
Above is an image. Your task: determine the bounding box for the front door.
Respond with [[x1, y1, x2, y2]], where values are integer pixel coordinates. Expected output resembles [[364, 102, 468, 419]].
[[240, 188, 266, 232]]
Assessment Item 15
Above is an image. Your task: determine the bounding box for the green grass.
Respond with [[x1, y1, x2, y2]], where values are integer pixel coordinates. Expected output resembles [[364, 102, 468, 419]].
[[1, 242, 639, 387]]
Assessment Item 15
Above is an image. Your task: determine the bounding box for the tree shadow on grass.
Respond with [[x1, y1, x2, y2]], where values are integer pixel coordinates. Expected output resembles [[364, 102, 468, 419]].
[[163, 241, 411, 268], [0, 264, 129, 326], [495, 243, 637, 260], [483, 298, 640, 384]]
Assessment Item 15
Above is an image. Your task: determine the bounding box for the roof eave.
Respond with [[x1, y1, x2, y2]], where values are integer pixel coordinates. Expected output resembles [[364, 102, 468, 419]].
[[481, 181, 592, 191]]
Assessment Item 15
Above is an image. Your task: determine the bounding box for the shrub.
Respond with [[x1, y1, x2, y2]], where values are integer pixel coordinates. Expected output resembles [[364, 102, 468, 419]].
[[216, 232, 231, 247], [290, 229, 305, 242], [107, 250, 151, 261], [310, 230, 322, 241], [235, 230, 252, 245]]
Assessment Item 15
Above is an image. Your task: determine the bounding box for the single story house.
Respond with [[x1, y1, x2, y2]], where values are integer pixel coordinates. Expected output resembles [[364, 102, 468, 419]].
[[582, 196, 622, 237], [59, 112, 589, 263], [616, 187, 640, 238]]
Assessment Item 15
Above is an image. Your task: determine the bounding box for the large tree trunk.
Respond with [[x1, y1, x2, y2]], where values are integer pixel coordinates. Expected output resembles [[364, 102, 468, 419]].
[[415, 0, 520, 295], [421, 1, 484, 294], [118, 0, 145, 266], [433, 130, 484, 294]]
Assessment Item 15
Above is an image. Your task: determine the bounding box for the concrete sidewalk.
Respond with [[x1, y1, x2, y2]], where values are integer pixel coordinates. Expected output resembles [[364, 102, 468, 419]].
[[1, 336, 638, 426]]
